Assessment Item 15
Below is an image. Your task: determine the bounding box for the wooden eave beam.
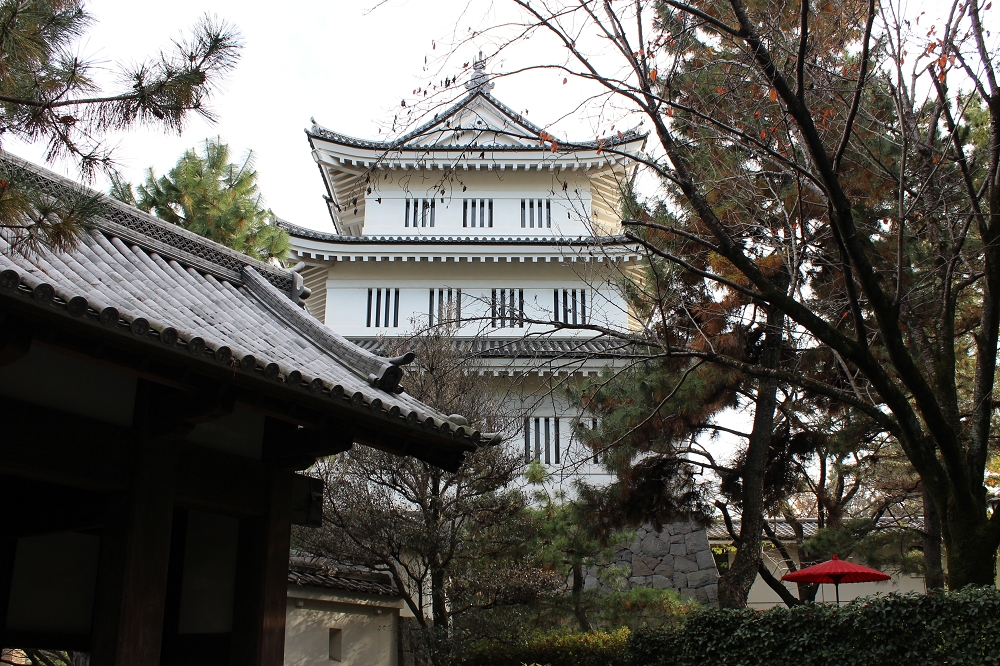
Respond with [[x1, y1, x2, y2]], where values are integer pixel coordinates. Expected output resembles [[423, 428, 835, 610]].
[[0, 298, 474, 470], [0, 398, 130, 492], [0, 396, 265, 515]]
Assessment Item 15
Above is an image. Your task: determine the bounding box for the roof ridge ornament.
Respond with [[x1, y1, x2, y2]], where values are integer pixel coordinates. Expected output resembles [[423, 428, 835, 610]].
[[466, 51, 494, 93]]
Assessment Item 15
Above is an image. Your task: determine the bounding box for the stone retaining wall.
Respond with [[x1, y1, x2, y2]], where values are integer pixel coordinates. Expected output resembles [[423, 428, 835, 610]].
[[587, 522, 720, 607]]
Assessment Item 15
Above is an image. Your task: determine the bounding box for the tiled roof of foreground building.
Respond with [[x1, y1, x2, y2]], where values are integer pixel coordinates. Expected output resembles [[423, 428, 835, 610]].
[[0, 153, 488, 471]]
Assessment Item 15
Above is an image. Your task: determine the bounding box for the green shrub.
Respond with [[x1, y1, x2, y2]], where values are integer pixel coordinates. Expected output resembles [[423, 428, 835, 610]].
[[627, 586, 1000, 666], [598, 587, 694, 630], [465, 628, 629, 666], [463, 588, 1000, 666]]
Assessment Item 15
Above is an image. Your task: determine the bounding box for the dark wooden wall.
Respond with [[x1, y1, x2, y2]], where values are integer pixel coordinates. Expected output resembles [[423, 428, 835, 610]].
[[0, 383, 300, 666]]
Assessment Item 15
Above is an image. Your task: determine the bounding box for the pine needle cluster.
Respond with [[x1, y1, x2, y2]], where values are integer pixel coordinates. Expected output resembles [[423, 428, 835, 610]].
[[0, 0, 241, 253], [111, 138, 289, 262]]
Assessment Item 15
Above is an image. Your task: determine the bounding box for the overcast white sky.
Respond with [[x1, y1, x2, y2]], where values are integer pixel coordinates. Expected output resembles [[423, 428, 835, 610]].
[[7, 0, 625, 232], [7, 0, 964, 234]]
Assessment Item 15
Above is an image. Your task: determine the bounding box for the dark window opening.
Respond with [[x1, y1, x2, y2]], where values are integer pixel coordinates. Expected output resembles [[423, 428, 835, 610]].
[[553, 289, 588, 325], [367, 289, 399, 328]]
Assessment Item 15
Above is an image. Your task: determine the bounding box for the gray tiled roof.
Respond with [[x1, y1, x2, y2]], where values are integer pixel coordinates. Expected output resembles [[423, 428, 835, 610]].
[[350, 336, 635, 360], [307, 90, 646, 152], [707, 517, 924, 542], [288, 558, 398, 597], [4, 156, 292, 293], [0, 153, 482, 469], [277, 218, 630, 247]]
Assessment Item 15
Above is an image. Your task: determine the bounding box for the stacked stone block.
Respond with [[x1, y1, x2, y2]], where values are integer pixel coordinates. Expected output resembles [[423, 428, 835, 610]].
[[587, 522, 720, 607]]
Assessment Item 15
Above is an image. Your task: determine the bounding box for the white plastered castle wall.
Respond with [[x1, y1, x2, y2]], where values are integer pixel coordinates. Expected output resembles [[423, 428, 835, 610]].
[[362, 169, 595, 237], [294, 81, 645, 483], [314, 258, 627, 338]]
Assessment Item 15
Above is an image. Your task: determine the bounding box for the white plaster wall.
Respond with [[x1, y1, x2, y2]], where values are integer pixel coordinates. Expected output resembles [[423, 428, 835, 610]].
[[284, 597, 397, 666], [303, 257, 629, 485], [744, 548, 927, 609], [484, 373, 617, 488], [320, 261, 626, 338], [304, 262, 622, 486], [362, 170, 594, 237]]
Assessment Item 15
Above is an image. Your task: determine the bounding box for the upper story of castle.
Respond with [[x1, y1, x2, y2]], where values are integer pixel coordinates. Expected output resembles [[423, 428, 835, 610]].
[[304, 60, 646, 240], [285, 62, 645, 349]]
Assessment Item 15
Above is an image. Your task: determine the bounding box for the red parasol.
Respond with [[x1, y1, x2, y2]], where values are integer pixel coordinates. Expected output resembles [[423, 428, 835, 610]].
[[781, 554, 891, 604]]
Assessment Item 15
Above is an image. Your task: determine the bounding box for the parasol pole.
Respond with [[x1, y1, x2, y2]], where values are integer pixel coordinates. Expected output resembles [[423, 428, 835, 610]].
[[830, 573, 844, 605]]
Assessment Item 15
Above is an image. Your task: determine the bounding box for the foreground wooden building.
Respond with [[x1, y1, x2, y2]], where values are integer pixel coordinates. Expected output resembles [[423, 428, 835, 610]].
[[0, 154, 484, 666]]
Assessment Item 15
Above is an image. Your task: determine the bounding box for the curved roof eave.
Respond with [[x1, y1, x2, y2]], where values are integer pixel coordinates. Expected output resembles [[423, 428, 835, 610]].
[[307, 91, 648, 156], [276, 219, 637, 249], [0, 152, 483, 471], [307, 129, 648, 157]]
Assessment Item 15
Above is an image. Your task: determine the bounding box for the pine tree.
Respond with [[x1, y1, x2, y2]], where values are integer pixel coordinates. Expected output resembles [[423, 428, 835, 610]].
[[112, 138, 289, 262], [524, 468, 627, 632], [0, 0, 241, 253]]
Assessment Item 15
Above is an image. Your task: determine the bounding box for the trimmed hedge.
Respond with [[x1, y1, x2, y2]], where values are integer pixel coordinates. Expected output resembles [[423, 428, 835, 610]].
[[465, 628, 629, 666], [464, 588, 1000, 666], [628, 587, 1000, 666]]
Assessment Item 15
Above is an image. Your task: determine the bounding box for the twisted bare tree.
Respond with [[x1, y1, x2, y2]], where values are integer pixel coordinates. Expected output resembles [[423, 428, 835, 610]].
[[399, 0, 1000, 603]]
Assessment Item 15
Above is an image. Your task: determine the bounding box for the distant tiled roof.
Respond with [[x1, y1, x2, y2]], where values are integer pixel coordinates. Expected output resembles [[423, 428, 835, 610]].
[[288, 558, 398, 597], [350, 336, 636, 360], [707, 517, 924, 542], [276, 218, 631, 247], [0, 153, 483, 471], [307, 90, 646, 153]]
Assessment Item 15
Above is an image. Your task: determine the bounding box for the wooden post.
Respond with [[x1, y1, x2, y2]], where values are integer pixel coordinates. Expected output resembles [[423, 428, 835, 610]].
[[230, 469, 294, 666], [90, 382, 178, 666], [0, 534, 17, 634]]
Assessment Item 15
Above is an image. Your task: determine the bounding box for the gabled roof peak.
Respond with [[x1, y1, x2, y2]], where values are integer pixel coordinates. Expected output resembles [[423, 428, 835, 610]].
[[308, 91, 647, 155], [309, 88, 549, 152]]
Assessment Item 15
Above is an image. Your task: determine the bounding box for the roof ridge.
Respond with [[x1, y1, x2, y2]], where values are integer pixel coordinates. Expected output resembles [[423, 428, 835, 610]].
[[395, 90, 545, 144], [0, 152, 293, 294], [480, 92, 545, 134], [242, 266, 415, 395], [346, 336, 633, 360], [396, 91, 479, 143]]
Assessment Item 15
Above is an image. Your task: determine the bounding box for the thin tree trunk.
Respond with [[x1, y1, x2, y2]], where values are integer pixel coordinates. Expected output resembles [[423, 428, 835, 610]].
[[572, 562, 592, 632], [922, 484, 945, 590], [430, 566, 448, 628], [757, 561, 801, 607], [429, 471, 449, 629], [718, 304, 785, 608]]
